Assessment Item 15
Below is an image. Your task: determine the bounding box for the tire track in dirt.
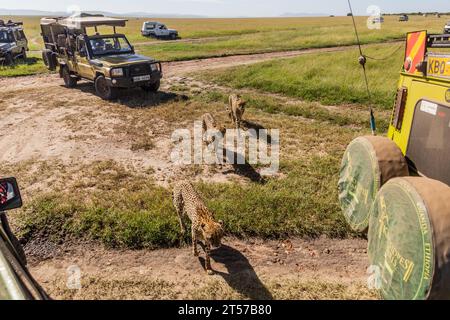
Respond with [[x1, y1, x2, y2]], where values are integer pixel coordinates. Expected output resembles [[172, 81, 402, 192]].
[[28, 237, 375, 300]]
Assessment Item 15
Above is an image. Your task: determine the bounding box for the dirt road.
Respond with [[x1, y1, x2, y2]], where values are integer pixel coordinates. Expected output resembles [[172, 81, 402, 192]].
[[28, 237, 374, 300]]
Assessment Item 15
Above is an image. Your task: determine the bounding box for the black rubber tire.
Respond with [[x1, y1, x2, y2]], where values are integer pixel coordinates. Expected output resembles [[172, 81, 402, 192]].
[[141, 79, 161, 93], [21, 48, 27, 60], [62, 66, 77, 88], [95, 75, 118, 100], [42, 50, 49, 66], [170, 33, 177, 40], [4, 52, 14, 66]]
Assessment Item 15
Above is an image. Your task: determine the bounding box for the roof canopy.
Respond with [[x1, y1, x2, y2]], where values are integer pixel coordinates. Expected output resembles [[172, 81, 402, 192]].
[[40, 14, 127, 29]]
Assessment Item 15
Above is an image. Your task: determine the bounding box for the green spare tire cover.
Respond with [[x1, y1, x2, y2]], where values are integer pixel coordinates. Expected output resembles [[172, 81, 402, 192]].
[[338, 136, 408, 232], [369, 177, 450, 300]]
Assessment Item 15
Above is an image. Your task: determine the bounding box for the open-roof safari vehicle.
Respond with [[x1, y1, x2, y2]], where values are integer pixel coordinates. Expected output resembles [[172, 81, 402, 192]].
[[0, 20, 28, 66], [40, 13, 162, 100], [0, 177, 49, 300], [339, 32, 450, 300]]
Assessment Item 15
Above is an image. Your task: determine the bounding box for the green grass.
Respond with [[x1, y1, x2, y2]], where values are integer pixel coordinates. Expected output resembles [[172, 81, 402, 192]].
[[5, 86, 369, 249], [16, 155, 353, 249], [0, 56, 47, 77], [198, 43, 405, 110]]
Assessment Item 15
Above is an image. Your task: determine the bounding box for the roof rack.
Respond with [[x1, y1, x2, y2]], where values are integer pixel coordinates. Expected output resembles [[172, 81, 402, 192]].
[[0, 20, 24, 27], [428, 34, 450, 48]]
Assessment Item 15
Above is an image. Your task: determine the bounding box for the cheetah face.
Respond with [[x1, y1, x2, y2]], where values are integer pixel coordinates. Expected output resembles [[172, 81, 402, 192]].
[[201, 220, 224, 249]]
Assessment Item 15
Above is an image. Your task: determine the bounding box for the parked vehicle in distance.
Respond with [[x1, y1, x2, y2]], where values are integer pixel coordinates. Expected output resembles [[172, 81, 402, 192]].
[[40, 13, 163, 100], [141, 21, 179, 40], [399, 15, 409, 22], [0, 177, 49, 300], [371, 16, 385, 24], [0, 20, 28, 66], [444, 21, 450, 34]]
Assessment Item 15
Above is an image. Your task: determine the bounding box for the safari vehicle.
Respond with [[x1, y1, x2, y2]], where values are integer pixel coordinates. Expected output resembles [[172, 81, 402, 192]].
[[399, 15, 409, 22], [444, 21, 450, 34], [0, 20, 28, 66], [339, 32, 450, 300], [141, 21, 178, 40], [40, 14, 163, 100], [0, 178, 49, 300], [371, 16, 385, 24]]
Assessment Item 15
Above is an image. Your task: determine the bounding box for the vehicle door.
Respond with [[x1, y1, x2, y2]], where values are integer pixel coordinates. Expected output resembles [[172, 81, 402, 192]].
[[75, 37, 95, 80], [18, 30, 28, 50], [159, 25, 170, 37], [8, 31, 19, 56], [13, 30, 25, 54]]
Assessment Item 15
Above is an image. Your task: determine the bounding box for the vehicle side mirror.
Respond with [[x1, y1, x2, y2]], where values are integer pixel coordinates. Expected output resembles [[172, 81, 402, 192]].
[[0, 178, 22, 212]]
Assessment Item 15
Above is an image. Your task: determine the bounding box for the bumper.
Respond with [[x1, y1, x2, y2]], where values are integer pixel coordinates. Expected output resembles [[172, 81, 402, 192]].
[[106, 71, 162, 88]]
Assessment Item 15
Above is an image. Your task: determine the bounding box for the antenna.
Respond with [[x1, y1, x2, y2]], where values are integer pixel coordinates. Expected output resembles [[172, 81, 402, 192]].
[[348, 0, 376, 135]]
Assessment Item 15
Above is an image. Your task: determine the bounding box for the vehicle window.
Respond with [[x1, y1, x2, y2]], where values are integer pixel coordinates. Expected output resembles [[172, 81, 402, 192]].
[[0, 31, 9, 43], [89, 36, 132, 56]]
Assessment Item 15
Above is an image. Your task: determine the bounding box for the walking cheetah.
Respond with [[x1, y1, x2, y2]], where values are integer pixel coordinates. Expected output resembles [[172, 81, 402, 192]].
[[228, 94, 246, 129], [201, 113, 226, 145], [173, 181, 224, 275]]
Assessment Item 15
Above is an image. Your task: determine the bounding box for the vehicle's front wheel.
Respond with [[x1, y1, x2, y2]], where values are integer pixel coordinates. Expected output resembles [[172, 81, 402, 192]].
[[21, 48, 27, 60], [4, 53, 14, 65], [141, 79, 160, 93], [170, 33, 177, 40], [95, 75, 118, 100], [62, 66, 77, 88]]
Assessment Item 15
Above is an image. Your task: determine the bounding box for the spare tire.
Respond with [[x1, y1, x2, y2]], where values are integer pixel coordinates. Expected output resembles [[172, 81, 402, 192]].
[[42, 49, 50, 66], [368, 177, 450, 300], [42, 49, 57, 71], [338, 136, 409, 232]]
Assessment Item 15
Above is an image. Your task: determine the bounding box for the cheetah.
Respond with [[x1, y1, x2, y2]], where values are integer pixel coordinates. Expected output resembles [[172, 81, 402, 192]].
[[201, 113, 226, 145], [227, 94, 246, 130], [173, 181, 224, 275]]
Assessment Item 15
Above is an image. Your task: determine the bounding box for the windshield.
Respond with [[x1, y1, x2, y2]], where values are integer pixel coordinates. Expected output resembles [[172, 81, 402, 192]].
[[0, 31, 10, 43], [88, 36, 132, 56]]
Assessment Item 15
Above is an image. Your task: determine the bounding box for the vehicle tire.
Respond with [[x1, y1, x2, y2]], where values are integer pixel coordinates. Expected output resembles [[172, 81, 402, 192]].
[[141, 79, 160, 93], [95, 75, 118, 100], [170, 33, 177, 40], [42, 50, 57, 71], [21, 48, 27, 60], [4, 52, 14, 66], [368, 177, 450, 300], [62, 66, 77, 88], [42, 49, 51, 67], [338, 136, 409, 232]]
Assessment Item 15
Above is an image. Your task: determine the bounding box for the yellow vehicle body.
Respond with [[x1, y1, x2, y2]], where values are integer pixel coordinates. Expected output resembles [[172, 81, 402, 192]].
[[388, 73, 450, 153], [387, 31, 450, 185]]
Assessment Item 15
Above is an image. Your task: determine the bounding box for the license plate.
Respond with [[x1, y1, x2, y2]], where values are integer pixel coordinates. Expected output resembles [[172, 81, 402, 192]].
[[133, 75, 151, 82], [428, 55, 450, 79]]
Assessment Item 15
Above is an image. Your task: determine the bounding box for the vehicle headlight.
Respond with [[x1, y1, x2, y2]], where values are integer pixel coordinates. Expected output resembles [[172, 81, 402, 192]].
[[151, 64, 158, 72], [111, 68, 124, 77]]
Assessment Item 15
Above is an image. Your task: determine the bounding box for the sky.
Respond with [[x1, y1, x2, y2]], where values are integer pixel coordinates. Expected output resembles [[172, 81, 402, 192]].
[[0, 0, 449, 17]]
